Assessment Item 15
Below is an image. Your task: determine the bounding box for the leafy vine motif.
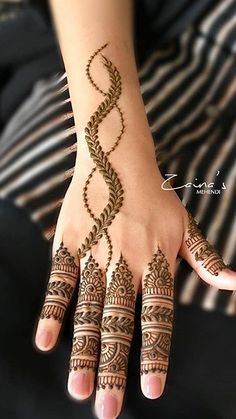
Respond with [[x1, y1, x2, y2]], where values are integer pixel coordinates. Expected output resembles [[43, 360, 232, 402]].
[[78, 44, 125, 264]]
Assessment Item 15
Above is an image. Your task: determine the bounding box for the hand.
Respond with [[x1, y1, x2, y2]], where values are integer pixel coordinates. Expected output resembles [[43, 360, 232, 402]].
[[34, 161, 236, 419], [34, 45, 236, 419]]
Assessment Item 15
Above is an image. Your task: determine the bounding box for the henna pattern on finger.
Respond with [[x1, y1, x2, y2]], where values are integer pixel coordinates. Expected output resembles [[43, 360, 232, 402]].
[[40, 242, 78, 323], [141, 248, 174, 375], [185, 212, 227, 276], [97, 254, 135, 391], [78, 44, 125, 263], [70, 255, 105, 372], [70, 335, 100, 370], [141, 305, 173, 324]]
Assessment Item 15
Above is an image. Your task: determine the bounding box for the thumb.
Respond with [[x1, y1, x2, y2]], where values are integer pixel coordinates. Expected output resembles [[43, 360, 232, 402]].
[[179, 211, 236, 290]]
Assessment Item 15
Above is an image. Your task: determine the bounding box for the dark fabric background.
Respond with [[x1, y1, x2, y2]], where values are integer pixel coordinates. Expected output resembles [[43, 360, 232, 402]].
[[135, 0, 215, 60], [0, 0, 216, 129]]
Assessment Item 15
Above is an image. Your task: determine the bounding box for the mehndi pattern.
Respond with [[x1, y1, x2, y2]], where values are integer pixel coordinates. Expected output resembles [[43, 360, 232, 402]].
[[40, 242, 78, 323], [70, 255, 105, 371], [78, 44, 125, 264], [185, 212, 227, 276], [97, 254, 135, 391], [141, 248, 174, 375]]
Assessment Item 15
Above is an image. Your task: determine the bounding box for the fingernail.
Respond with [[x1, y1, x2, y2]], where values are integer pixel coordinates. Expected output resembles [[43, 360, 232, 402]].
[[36, 329, 52, 349], [145, 375, 162, 399], [70, 372, 90, 396], [98, 394, 118, 419]]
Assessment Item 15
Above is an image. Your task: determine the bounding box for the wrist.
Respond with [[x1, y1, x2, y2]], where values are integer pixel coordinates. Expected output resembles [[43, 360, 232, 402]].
[[74, 84, 156, 161], [68, 42, 160, 181]]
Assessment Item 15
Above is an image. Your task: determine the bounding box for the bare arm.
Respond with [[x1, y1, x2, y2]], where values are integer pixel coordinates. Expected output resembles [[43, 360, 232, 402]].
[[49, 0, 157, 171]]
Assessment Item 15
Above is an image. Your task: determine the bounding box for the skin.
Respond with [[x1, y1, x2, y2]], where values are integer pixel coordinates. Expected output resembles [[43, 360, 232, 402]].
[[34, 1, 236, 418]]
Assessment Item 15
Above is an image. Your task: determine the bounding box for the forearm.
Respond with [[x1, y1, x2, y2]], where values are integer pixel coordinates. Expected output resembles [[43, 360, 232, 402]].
[[50, 0, 159, 179]]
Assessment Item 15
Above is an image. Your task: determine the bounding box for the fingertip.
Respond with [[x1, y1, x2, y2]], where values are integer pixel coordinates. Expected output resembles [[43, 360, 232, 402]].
[[34, 327, 54, 351], [215, 267, 236, 290], [222, 267, 236, 278], [141, 374, 165, 399], [67, 371, 93, 401], [95, 392, 119, 419], [196, 266, 236, 290], [34, 319, 60, 352]]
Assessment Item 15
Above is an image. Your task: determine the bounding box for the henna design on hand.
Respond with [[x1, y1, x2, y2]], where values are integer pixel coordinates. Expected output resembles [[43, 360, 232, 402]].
[[83, 44, 125, 272], [40, 242, 78, 323], [185, 212, 227, 276], [70, 255, 105, 372], [141, 248, 174, 375], [46, 281, 74, 299], [78, 44, 124, 261], [97, 254, 135, 391], [71, 335, 100, 370]]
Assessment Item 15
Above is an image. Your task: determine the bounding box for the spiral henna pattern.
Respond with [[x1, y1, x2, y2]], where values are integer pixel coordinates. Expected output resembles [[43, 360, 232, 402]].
[[70, 255, 106, 372], [97, 254, 135, 391], [141, 248, 174, 375], [78, 44, 125, 261], [40, 242, 78, 323], [185, 212, 227, 276]]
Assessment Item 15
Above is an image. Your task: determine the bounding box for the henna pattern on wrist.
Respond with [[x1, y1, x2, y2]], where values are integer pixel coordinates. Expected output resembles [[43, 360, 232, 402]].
[[97, 254, 135, 391], [78, 44, 125, 263], [40, 242, 78, 323], [141, 248, 174, 375], [185, 212, 227, 276], [83, 44, 125, 272], [70, 255, 105, 372]]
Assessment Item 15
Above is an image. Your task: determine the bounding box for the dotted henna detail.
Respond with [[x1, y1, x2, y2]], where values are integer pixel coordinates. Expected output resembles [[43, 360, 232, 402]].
[[141, 248, 174, 375], [70, 335, 100, 371], [97, 254, 135, 391], [70, 255, 105, 372], [185, 212, 227, 276], [51, 242, 78, 279], [78, 44, 125, 261], [40, 242, 78, 323]]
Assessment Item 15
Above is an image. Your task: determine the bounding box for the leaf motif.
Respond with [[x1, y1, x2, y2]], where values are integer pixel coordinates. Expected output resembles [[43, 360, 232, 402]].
[[47, 281, 74, 299], [78, 46, 124, 260]]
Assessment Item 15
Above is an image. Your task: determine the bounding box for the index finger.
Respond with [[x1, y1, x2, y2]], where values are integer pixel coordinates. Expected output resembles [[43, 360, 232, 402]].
[[35, 241, 79, 351]]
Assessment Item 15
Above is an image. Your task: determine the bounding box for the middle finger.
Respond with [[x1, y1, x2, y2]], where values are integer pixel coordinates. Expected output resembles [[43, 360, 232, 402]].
[[95, 253, 138, 419]]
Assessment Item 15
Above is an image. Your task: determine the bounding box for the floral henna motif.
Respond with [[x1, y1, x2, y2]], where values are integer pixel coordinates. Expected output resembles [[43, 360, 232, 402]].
[[141, 248, 174, 375], [78, 44, 124, 261], [185, 212, 227, 276], [40, 242, 78, 323], [70, 255, 105, 372], [70, 335, 100, 371], [97, 254, 135, 391]]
